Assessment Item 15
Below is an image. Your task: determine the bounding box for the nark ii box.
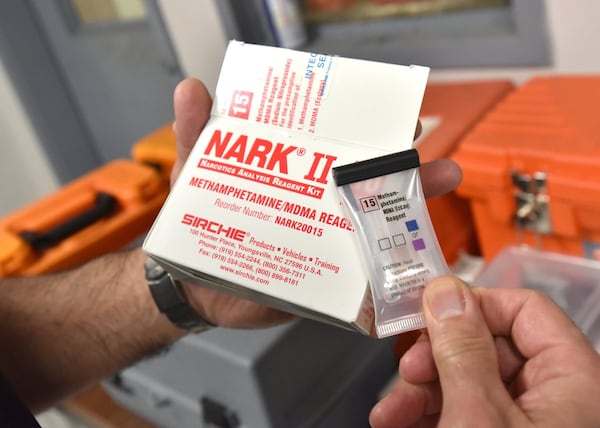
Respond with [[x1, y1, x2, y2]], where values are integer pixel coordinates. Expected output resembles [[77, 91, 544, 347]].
[[143, 41, 429, 336]]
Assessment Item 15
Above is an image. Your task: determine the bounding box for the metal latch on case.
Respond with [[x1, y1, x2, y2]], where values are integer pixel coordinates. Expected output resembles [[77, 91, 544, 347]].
[[511, 171, 551, 234]]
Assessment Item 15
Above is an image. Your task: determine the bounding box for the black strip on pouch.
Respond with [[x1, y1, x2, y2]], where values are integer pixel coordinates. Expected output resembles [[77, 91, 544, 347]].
[[332, 149, 420, 186], [20, 192, 118, 251]]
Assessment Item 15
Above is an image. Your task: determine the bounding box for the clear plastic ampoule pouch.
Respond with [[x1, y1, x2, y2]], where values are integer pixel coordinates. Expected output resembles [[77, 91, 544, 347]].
[[332, 149, 449, 338]]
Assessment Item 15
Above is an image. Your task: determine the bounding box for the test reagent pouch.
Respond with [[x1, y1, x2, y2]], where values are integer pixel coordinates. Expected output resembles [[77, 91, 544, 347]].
[[332, 149, 449, 338]]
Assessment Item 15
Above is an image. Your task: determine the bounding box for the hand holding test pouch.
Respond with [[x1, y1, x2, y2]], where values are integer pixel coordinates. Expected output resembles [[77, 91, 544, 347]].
[[333, 149, 449, 338]]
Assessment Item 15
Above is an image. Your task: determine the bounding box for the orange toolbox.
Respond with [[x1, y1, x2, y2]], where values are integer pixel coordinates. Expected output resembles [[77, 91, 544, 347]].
[[0, 157, 170, 277], [452, 76, 600, 261], [416, 79, 514, 265], [0, 127, 177, 428], [131, 123, 177, 182]]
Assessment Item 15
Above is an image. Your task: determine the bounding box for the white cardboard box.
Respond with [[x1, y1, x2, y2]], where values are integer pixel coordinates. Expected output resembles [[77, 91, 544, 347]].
[[143, 41, 429, 336]]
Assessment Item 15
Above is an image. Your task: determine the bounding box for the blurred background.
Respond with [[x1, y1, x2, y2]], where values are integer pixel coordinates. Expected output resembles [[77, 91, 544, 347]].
[[2, 1, 600, 427], [3, 0, 599, 216]]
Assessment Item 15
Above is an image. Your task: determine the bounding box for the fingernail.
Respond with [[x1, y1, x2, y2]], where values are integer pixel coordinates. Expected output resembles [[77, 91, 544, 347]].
[[426, 277, 466, 320]]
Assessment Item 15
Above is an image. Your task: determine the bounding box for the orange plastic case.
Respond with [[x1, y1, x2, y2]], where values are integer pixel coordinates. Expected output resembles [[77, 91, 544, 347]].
[[0, 160, 169, 276], [453, 76, 600, 261], [131, 123, 177, 182], [417, 80, 514, 265]]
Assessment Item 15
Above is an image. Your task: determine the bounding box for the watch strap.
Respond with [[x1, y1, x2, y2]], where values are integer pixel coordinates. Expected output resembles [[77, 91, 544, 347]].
[[145, 257, 214, 333]]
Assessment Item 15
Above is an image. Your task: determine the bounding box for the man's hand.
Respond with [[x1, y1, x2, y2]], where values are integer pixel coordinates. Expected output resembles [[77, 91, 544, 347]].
[[370, 275, 600, 428]]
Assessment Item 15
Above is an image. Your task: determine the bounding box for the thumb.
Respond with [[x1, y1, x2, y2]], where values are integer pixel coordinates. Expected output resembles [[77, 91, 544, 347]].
[[422, 276, 513, 420], [171, 78, 212, 184]]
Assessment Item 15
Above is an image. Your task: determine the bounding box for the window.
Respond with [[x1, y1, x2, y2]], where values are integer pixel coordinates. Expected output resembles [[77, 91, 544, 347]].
[[67, 0, 146, 28], [217, 0, 550, 68]]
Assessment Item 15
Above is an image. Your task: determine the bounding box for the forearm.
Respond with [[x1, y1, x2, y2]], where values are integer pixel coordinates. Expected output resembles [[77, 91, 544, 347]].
[[0, 248, 184, 412]]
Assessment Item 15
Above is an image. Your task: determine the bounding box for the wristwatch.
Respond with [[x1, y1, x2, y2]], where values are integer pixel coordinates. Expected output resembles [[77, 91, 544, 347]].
[[144, 257, 214, 333]]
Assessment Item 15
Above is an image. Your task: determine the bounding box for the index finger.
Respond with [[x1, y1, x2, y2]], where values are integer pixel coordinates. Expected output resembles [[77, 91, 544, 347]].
[[419, 158, 462, 199]]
